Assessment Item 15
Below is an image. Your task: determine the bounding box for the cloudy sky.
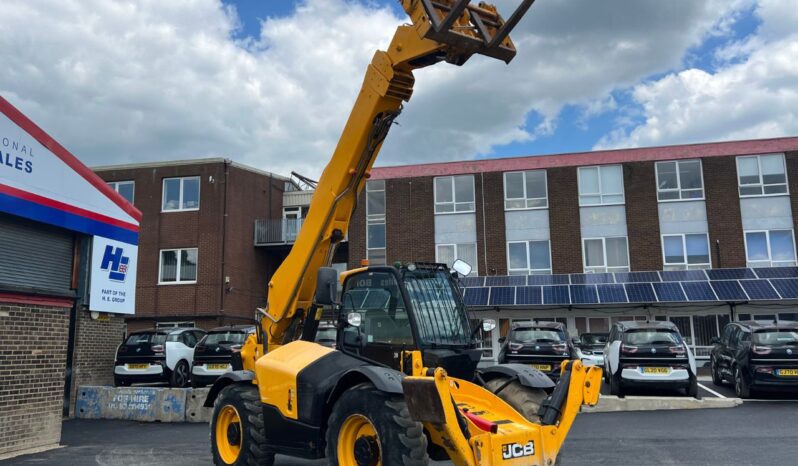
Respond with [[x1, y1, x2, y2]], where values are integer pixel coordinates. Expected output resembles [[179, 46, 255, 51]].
[[2, 0, 797, 177]]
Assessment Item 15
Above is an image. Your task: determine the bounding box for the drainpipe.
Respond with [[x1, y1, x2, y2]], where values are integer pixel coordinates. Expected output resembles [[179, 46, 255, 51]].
[[219, 160, 230, 325], [480, 172, 488, 275]]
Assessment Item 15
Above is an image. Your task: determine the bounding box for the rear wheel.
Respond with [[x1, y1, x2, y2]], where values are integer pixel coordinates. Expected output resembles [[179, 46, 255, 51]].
[[211, 384, 274, 466], [326, 385, 428, 466], [609, 372, 623, 398], [485, 377, 547, 422], [113, 377, 129, 387], [171, 360, 190, 388], [687, 376, 699, 399], [734, 367, 751, 399], [711, 358, 723, 386]]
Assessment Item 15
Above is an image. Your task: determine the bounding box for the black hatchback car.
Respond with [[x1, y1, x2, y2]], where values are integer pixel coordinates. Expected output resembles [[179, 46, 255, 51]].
[[710, 320, 798, 398], [190, 325, 255, 387], [497, 321, 576, 381]]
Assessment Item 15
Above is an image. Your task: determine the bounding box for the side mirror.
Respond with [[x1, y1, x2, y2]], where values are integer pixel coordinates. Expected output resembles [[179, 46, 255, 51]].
[[315, 267, 339, 306], [482, 319, 496, 333], [452, 259, 472, 277], [346, 312, 362, 327], [498, 337, 506, 344], [710, 337, 721, 345]]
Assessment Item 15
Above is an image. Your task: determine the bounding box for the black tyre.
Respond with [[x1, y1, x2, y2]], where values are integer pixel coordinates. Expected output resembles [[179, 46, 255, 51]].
[[114, 377, 129, 387], [211, 384, 275, 466], [170, 360, 190, 388], [485, 377, 547, 422], [609, 372, 623, 398], [326, 384, 429, 466], [734, 366, 751, 399], [687, 376, 699, 399], [710, 358, 723, 386]]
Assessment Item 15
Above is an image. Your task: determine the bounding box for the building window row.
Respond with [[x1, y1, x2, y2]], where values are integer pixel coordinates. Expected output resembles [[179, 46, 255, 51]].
[[737, 154, 788, 197], [163, 176, 201, 212], [583, 236, 629, 273], [436, 243, 478, 276], [577, 165, 625, 207], [507, 240, 551, 275], [159, 248, 198, 284], [504, 170, 547, 210], [745, 230, 797, 267], [434, 175, 475, 214], [656, 160, 704, 201], [662, 233, 711, 270], [366, 180, 386, 265], [107, 180, 135, 204]]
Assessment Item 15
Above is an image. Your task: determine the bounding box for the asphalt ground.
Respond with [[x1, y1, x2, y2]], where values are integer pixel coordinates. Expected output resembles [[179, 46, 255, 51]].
[[4, 401, 798, 466]]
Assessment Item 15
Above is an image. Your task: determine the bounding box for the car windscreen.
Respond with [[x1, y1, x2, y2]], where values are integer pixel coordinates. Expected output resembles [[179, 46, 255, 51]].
[[622, 329, 682, 345], [125, 332, 167, 345], [204, 331, 249, 345], [581, 334, 608, 345], [511, 328, 565, 343], [752, 330, 798, 346]]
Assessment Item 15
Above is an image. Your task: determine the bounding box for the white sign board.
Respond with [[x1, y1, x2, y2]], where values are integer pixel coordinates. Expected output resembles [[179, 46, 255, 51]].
[[90, 236, 138, 314]]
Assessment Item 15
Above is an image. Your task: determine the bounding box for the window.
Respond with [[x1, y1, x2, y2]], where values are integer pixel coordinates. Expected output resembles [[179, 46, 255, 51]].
[[366, 180, 386, 265], [159, 248, 198, 284], [578, 165, 624, 206], [504, 170, 547, 210], [662, 233, 711, 270], [436, 243, 478, 275], [737, 154, 788, 197], [745, 230, 797, 267], [656, 160, 703, 201], [107, 180, 135, 204], [162, 176, 200, 211], [155, 321, 195, 329], [434, 175, 475, 214], [583, 237, 629, 273], [507, 240, 551, 275]]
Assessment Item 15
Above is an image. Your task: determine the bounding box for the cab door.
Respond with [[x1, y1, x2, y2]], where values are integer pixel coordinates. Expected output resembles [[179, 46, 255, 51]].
[[339, 269, 416, 370]]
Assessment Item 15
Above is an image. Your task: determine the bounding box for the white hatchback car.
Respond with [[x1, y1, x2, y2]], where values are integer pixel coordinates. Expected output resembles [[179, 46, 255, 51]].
[[114, 327, 206, 387]]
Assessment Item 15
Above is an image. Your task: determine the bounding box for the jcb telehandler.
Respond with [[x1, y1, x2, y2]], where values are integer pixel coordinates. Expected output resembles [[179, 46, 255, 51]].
[[204, 1, 602, 465]]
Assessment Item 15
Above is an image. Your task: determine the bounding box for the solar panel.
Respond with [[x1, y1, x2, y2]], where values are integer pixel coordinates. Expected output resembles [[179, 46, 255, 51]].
[[489, 287, 515, 306], [543, 285, 570, 305], [463, 287, 489, 306], [460, 276, 485, 287], [769, 279, 798, 299], [571, 273, 615, 284], [681, 281, 717, 301], [706, 268, 756, 280], [597, 284, 628, 303], [709, 280, 748, 301], [614, 271, 661, 283], [570, 285, 599, 304], [515, 286, 543, 305], [485, 275, 526, 287], [652, 282, 688, 302], [740, 280, 780, 300], [753, 267, 798, 279], [527, 274, 570, 286], [660, 270, 709, 282], [624, 283, 657, 303]]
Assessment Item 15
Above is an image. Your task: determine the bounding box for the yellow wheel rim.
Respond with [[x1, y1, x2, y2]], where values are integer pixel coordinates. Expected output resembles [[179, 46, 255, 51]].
[[215, 405, 242, 464], [337, 414, 381, 466]]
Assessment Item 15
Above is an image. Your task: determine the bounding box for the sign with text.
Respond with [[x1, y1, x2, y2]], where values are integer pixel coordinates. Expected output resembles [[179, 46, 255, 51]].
[[90, 236, 137, 314]]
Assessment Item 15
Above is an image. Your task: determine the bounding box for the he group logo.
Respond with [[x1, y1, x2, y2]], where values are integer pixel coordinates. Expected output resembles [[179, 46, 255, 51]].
[[100, 245, 130, 282]]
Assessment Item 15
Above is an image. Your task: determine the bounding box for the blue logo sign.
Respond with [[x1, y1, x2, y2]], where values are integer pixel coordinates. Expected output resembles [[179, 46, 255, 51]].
[[100, 245, 130, 282]]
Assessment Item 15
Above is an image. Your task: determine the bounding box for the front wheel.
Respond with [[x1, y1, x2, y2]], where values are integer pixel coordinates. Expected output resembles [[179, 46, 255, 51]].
[[734, 367, 751, 399], [687, 376, 699, 399], [609, 372, 623, 398], [210, 384, 275, 466], [326, 385, 429, 466], [485, 377, 547, 422], [170, 360, 190, 388], [711, 358, 723, 386]]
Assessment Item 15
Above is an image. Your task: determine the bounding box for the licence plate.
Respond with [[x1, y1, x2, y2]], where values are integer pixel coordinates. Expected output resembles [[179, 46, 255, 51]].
[[128, 363, 149, 370], [778, 369, 798, 376], [531, 364, 552, 372], [207, 364, 229, 371], [642, 367, 669, 374]]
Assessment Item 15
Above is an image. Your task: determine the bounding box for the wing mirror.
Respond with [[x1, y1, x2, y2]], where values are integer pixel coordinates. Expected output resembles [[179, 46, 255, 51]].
[[346, 312, 362, 327], [315, 267, 339, 306], [452, 259, 472, 277]]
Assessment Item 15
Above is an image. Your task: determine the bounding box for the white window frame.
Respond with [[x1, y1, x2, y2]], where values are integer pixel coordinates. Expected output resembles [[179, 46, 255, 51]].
[[108, 180, 135, 204], [162, 176, 201, 212], [158, 248, 198, 285], [582, 236, 630, 273], [744, 229, 798, 268], [655, 160, 705, 202], [661, 233, 712, 270], [366, 180, 386, 265], [503, 170, 548, 210], [436, 243, 478, 275], [736, 154, 789, 198], [156, 321, 196, 329], [506, 240, 552, 275], [434, 175, 476, 214], [577, 165, 625, 206]]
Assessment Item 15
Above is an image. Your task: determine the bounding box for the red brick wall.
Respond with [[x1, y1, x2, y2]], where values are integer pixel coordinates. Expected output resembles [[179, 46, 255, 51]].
[[624, 162, 663, 271], [348, 190, 366, 269], [0, 303, 69, 455], [476, 171, 507, 275], [385, 177, 435, 265], [703, 157, 746, 268], [547, 167, 583, 273]]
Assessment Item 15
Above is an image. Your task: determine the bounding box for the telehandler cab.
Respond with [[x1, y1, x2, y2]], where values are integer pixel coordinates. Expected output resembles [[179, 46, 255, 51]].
[[204, 1, 602, 465]]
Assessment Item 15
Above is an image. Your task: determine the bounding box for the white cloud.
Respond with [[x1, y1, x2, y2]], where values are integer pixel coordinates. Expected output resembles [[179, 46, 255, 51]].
[[0, 0, 752, 177], [596, 0, 798, 149]]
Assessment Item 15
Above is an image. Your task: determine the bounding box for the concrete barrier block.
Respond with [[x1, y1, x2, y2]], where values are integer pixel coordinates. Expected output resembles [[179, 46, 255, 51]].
[[186, 388, 212, 423], [75, 386, 188, 422], [583, 395, 742, 413]]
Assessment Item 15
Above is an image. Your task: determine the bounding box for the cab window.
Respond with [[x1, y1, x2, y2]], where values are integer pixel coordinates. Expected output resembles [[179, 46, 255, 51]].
[[341, 271, 414, 345]]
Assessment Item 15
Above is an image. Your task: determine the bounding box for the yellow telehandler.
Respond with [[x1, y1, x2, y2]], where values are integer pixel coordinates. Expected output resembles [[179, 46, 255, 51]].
[[204, 1, 601, 464]]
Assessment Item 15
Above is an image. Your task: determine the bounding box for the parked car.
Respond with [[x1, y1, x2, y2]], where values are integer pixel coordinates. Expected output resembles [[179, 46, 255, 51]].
[[114, 327, 206, 387], [603, 321, 697, 398], [710, 320, 798, 398], [574, 332, 609, 367], [498, 321, 576, 381], [315, 322, 337, 348], [190, 325, 256, 388]]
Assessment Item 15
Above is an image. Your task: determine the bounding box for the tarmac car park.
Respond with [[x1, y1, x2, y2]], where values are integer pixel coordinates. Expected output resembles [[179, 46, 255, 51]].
[[497, 320, 577, 381], [114, 327, 206, 388], [190, 325, 255, 388]]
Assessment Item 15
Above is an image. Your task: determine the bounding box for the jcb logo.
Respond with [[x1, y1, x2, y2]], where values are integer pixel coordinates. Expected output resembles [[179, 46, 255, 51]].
[[502, 441, 535, 460]]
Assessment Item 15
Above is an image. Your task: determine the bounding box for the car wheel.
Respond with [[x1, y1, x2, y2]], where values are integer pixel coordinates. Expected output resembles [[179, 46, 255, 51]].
[[687, 376, 699, 399], [170, 360, 190, 388], [609, 373, 623, 398], [711, 358, 723, 386], [114, 377, 129, 387], [734, 366, 751, 399]]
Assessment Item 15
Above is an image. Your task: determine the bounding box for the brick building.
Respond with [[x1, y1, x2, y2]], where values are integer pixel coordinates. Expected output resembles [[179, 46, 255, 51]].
[[348, 137, 798, 362], [94, 159, 292, 331]]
